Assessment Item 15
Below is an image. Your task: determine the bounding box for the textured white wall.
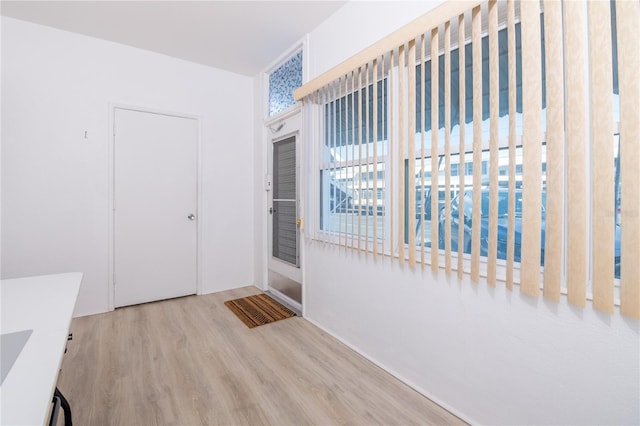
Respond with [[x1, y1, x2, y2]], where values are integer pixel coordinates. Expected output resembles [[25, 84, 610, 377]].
[[301, 1, 640, 424], [1, 17, 255, 316]]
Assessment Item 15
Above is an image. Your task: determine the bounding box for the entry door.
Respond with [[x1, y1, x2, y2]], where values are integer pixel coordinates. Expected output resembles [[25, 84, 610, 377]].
[[268, 112, 302, 306], [114, 107, 198, 307]]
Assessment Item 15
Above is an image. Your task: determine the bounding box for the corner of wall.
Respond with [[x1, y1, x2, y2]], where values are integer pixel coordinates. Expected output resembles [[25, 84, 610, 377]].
[[252, 73, 267, 290]]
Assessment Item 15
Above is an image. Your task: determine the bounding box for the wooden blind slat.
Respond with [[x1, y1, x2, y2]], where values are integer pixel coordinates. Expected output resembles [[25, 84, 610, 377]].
[[431, 28, 440, 273], [487, 0, 499, 286], [617, 0, 640, 320], [542, 0, 564, 302], [398, 45, 406, 265], [444, 21, 452, 275], [506, 0, 516, 290], [408, 40, 417, 267], [373, 59, 379, 258], [589, 0, 615, 313], [471, 5, 482, 283], [457, 13, 467, 281], [564, 0, 588, 307], [520, 0, 543, 297]]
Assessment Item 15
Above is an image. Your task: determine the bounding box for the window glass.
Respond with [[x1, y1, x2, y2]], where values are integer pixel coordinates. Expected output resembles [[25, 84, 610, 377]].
[[413, 146, 547, 265], [320, 78, 388, 241], [269, 51, 303, 116], [320, 164, 385, 238]]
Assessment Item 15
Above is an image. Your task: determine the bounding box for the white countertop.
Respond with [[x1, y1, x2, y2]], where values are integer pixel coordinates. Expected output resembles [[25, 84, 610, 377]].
[[1, 273, 82, 425]]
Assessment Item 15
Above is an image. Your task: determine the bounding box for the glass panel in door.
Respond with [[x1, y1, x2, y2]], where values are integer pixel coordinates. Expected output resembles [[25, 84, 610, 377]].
[[272, 136, 298, 266]]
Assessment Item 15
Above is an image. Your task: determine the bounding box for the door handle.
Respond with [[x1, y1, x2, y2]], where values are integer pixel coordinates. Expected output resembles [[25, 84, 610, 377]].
[[187, 214, 196, 221]]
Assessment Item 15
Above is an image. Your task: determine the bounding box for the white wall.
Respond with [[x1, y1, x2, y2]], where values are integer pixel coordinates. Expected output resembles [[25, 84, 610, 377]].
[[1, 17, 255, 316], [0, 15, 3, 279], [253, 72, 267, 291], [302, 1, 640, 425]]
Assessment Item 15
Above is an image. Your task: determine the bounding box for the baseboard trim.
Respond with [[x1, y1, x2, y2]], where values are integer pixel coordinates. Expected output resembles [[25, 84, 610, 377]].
[[303, 315, 478, 426]]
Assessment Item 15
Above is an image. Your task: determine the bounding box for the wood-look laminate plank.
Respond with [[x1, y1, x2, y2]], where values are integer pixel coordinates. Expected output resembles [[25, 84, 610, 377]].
[[57, 287, 465, 426]]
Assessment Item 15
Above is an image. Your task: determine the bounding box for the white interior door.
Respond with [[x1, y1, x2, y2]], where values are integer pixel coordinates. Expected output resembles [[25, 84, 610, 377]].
[[114, 107, 198, 308]]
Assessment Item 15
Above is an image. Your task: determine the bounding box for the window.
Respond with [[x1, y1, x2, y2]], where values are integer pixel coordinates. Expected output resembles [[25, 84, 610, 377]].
[[320, 77, 388, 246], [298, 0, 638, 318], [421, 147, 548, 264], [269, 50, 303, 116]]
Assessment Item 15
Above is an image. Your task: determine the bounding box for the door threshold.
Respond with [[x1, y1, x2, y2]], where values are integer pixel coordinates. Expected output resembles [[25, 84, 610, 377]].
[[266, 289, 302, 316]]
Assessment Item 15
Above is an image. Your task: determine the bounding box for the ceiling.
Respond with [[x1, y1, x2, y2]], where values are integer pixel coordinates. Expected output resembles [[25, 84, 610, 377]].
[[1, 1, 347, 76]]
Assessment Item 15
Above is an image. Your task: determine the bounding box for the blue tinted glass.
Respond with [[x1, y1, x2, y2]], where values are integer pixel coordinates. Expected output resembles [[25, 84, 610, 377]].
[[269, 51, 303, 116]]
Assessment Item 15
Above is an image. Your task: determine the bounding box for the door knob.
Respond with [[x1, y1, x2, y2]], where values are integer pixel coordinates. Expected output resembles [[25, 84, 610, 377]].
[[187, 214, 196, 221]]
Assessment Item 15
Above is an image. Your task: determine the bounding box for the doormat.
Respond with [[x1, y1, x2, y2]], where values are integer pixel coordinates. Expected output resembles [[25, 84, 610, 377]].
[[224, 294, 296, 328]]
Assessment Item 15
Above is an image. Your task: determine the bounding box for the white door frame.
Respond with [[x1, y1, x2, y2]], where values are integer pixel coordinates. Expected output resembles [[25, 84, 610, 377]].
[[107, 103, 203, 311], [264, 106, 304, 311]]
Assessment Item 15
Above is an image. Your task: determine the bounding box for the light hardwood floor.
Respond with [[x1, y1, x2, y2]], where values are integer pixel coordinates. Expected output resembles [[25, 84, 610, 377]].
[[57, 286, 465, 425]]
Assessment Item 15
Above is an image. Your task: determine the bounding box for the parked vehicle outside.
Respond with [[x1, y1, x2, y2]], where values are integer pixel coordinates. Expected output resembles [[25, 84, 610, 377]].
[[437, 189, 621, 278]]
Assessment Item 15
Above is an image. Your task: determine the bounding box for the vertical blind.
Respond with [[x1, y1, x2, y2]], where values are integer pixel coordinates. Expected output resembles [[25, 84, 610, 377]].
[[297, 0, 640, 320]]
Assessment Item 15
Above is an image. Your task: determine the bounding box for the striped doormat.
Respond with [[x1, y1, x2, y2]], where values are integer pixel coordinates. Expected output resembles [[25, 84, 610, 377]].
[[224, 294, 296, 328]]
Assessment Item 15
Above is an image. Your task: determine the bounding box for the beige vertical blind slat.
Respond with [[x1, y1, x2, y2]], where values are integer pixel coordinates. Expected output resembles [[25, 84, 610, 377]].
[[381, 55, 386, 258], [617, 0, 640, 320], [373, 58, 379, 258], [408, 40, 417, 267], [542, 0, 564, 302], [444, 21, 452, 275], [320, 86, 327, 244], [487, 0, 499, 286], [431, 27, 440, 273], [506, 0, 516, 290], [520, 0, 543, 297], [588, 0, 614, 314], [564, 0, 588, 307], [340, 74, 349, 249], [365, 62, 370, 255], [398, 44, 406, 265], [457, 13, 467, 281], [350, 71, 356, 250], [357, 67, 363, 253], [336, 79, 342, 245], [385, 49, 396, 260], [337, 77, 343, 250], [330, 82, 337, 247], [421, 33, 427, 267], [471, 5, 482, 283]]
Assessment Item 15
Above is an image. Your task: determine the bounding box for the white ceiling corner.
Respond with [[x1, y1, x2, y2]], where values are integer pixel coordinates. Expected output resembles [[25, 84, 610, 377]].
[[1, 0, 347, 76]]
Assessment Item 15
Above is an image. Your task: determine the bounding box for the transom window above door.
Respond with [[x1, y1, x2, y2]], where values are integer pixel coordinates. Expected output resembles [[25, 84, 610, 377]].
[[269, 50, 303, 116]]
